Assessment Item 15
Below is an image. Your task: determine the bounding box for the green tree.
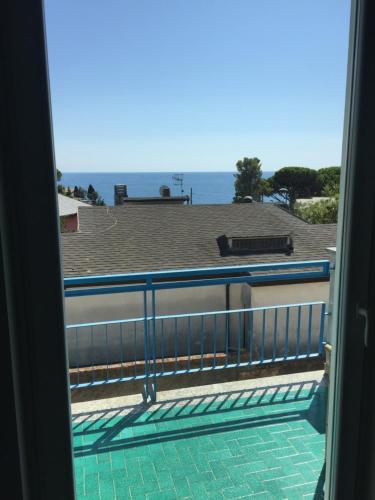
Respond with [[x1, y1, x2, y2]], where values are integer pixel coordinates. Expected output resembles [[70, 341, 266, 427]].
[[317, 166, 340, 195], [87, 184, 105, 205], [56, 168, 62, 182], [95, 195, 105, 206], [87, 184, 96, 201], [294, 196, 339, 224], [233, 157, 263, 202], [268, 167, 320, 206]]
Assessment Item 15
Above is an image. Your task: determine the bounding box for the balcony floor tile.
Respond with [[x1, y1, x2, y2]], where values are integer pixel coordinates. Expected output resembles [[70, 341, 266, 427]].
[[72, 371, 326, 499]]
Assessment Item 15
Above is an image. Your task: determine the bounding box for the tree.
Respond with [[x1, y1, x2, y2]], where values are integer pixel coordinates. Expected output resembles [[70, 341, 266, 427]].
[[87, 184, 96, 202], [233, 157, 263, 202], [294, 196, 338, 224], [317, 166, 340, 195], [87, 184, 105, 206], [95, 195, 105, 206], [267, 167, 320, 206], [56, 168, 62, 182]]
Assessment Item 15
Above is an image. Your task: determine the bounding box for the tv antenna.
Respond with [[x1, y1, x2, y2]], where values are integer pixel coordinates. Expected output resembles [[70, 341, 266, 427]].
[[172, 173, 184, 195]]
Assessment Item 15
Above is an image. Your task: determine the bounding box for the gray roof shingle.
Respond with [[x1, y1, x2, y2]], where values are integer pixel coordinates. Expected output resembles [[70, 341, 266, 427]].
[[61, 204, 337, 276]]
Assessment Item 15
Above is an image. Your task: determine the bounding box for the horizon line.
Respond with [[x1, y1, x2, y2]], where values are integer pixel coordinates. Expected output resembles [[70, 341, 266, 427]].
[[60, 170, 276, 174]]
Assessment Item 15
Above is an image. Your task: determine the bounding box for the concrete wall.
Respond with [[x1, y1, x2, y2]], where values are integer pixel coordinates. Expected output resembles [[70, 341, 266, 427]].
[[246, 282, 329, 361], [66, 284, 243, 366], [65, 281, 329, 368]]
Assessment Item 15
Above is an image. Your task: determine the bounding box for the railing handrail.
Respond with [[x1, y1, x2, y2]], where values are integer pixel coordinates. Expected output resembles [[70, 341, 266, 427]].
[[64, 259, 330, 297], [66, 300, 325, 329], [64, 259, 330, 287]]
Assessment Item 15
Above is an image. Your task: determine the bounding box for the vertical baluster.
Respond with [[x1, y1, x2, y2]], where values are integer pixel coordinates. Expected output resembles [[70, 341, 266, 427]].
[[133, 322, 137, 378], [225, 312, 229, 367], [188, 316, 191, 372], [76, 327, 80, 387], [151, 289, 157, 385], [200, 315, 204, 369], [307, 304, 313, 356], [120, 323, 124, 381], [237, 312, 241, 366], [143, 289, 150, 399], [296, 306, 301, 358], [161, 318, 165, 373], [91, 325, 94, 383], [213, 314, 217, 369], [261, 309, 266, 363], [319, 303, 326, 354], [174, 317, 178, 373], [273, 308, 278, 361], [249, 311, 254, 364], [106, 324, 109, 382], [248, 310, 252, 364], [284, 307, 290, 359]]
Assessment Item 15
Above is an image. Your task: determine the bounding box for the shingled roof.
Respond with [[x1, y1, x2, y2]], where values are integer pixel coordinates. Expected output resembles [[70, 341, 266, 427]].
[[61, 204, 336, 276]]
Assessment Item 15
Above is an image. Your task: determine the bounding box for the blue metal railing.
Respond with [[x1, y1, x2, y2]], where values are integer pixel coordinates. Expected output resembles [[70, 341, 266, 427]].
[[64, 260, 330, 297], [65, 260, 329, 401]]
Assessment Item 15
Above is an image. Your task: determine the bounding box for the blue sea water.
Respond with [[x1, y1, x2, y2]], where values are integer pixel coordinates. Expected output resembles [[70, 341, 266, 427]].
[[60, 171, 273, 206]]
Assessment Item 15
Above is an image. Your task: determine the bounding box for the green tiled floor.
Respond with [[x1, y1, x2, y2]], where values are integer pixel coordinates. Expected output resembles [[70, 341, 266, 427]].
[[73, 381, 326, 499]]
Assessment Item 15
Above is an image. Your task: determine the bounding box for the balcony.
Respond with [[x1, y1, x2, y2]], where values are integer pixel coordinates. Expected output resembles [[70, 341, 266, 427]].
[[67, 260, 330, 499]]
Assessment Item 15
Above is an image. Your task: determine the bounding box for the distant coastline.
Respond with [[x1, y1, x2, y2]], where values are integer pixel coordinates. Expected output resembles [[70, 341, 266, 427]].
[[60, 171, 274, 206]]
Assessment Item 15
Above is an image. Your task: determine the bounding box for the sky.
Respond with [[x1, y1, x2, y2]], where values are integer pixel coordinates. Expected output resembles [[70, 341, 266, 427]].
[[44, 0, 351, 172]]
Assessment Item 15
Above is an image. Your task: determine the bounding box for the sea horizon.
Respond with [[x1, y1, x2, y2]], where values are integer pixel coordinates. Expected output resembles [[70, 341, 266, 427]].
[[60, 171, 274, 206]]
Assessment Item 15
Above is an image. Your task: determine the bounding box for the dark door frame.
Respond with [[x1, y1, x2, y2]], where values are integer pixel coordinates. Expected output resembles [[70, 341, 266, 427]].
[[0, 1, 75, 498], [3, 0, 375, 498], [327, 0, 375, 498]]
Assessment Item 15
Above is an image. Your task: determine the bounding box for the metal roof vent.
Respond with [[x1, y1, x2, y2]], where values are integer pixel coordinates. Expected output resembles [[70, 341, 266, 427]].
[[159, 185, 171, 197], [225, 235, 293, 255]]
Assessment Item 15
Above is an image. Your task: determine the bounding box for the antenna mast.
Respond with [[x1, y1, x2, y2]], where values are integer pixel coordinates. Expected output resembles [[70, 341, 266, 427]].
[[172, 173, 184, 195]]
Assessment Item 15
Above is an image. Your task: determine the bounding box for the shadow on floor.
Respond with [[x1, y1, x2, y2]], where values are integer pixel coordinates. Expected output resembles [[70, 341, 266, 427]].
[[73, 379, 326, 458]]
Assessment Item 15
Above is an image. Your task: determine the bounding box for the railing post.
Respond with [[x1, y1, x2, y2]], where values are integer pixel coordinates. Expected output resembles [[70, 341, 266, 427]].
[[248, 309, 253, 363], [151, 286, 157, 402], [323, 260, 330, 278], [307, 304, 313, 356], [273, 308, 278, 361], [261, 309, 266, 363], [225, 312, 230, 366], [284, 307, 290, 359], [142, 288, 150, 402], [319, 302, 326, 355]]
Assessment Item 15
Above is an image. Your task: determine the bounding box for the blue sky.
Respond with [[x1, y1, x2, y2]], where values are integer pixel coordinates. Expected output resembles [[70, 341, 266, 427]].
[[45, 0, 351, 172]]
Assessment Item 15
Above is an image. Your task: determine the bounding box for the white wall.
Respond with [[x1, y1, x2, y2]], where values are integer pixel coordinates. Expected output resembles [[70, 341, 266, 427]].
[[66, 284, 241, 366], [247, 282, 329, 360], [65, 281, 329, 367]]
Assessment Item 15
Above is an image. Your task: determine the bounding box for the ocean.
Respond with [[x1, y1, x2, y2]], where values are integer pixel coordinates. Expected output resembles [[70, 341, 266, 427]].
[[60, 171, 274, 206]]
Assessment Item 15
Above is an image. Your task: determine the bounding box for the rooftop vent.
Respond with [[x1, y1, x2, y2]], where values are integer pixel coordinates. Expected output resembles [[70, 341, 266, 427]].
[[159, 185, 171, 197], [227, 235, 293, 254]]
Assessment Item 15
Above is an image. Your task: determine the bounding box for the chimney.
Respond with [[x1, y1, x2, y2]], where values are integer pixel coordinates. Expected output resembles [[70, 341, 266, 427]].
[[114, 184, 128, 205], [159, 185, 171, 198]]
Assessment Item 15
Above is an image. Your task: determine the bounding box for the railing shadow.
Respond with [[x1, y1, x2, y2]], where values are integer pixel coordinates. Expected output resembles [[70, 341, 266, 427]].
[[73, 379, 327, 458], [314, 462, 325, 499]]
